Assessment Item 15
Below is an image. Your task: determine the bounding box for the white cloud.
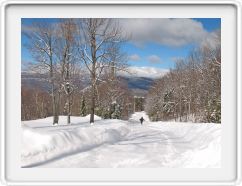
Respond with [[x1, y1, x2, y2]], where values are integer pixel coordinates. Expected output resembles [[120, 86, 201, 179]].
[[118, 66, 169, 79], [147, 55, 162, 64], [170, 56, 184, 63], [129, 54, 141, 61], [200, 29, 220, 50], [119, 18, 208, 47]]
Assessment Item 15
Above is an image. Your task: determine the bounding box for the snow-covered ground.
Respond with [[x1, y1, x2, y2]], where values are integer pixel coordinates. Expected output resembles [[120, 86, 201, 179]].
[[21, 112, 221, 168]]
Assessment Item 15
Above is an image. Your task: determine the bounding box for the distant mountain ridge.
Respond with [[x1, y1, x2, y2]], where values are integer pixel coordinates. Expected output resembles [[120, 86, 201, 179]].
[[21, 72, 155, 97], [119, 76, 155, 96]]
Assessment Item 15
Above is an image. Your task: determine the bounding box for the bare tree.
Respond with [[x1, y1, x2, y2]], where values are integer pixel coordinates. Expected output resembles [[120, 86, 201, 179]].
[[21, 86, 52, 121], [23, 22, 59, 124], [76, 18, 126, 123], [56, 19, 78, 124]]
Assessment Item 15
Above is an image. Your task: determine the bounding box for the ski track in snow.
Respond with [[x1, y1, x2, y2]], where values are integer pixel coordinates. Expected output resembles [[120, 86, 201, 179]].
[[21, 112, 221, 168]]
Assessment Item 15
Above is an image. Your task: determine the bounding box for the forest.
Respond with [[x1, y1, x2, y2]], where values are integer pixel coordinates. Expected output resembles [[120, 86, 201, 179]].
[[146, 30, 221, 123], [21, 18, 221, 124]]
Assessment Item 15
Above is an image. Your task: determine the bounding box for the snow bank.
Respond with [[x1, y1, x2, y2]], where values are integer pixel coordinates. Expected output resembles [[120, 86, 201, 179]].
[[22, 115, 101, 128], [21, 112, 221, 168], [21, 122, 130, 167]]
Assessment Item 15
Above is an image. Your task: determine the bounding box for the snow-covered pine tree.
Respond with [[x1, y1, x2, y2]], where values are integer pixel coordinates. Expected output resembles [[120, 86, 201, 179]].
[[111, 101, 122, 119], [162, 89, 175, 120], [80, 95, 87, 117]]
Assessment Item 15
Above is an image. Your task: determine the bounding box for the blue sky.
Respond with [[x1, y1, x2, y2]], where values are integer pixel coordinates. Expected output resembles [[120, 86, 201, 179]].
[[21, 18, 221, 71], [123, 42, 194, 69]]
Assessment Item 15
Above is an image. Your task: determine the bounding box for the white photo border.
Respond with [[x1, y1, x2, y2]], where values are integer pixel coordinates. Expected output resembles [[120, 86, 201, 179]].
[[1, 0, 242, 185]]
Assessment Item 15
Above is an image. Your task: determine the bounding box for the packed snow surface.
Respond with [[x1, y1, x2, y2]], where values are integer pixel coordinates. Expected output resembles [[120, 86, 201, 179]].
[[21, 112, 221, 168]]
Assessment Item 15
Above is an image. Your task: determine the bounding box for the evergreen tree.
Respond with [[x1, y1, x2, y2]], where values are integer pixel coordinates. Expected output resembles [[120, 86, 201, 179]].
[[111, 102, 122, 119], [205, 98, 221, 123], [80, 96, 87, 116]]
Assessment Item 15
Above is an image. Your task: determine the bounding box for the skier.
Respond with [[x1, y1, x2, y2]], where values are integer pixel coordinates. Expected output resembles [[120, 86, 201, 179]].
[[140, 117, 144, 125]]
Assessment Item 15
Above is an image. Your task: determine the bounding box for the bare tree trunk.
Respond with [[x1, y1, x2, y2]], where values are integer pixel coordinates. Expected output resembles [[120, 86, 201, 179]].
[[179, 99, 182, 122], [56, 89, 61, 120], [90, 28, 97, 124], [90, 84, 95, 123], [67, 93, 71, 124], [50, 58, 59, 124], [90, 61, 96, 123], [111, 61, 115, 80], [52, 83, 59, 124], [52, 89, 59, 124], [68, 115, 71, 124]]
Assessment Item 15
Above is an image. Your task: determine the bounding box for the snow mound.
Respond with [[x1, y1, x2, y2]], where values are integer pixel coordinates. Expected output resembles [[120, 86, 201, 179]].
[[21, 123, 130, 168], [22, 115, 101, 128], [21, 112, 221, 168]]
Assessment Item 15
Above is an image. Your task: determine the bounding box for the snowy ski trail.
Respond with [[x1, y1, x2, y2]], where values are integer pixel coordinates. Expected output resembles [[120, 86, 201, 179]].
[[21, 112, 221, 168]]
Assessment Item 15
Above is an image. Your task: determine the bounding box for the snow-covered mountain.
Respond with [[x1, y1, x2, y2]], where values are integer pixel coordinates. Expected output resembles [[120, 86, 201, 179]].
[[119, 76, 155, 96], [21, 71, 89, 90], [118, 66, 169, 79], [21, 66, 169, 96], [21, 72, 51, 90]]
